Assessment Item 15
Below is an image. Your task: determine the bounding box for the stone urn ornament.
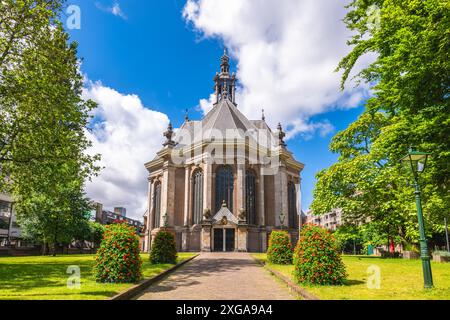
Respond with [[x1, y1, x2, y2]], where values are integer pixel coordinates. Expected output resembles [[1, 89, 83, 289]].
[[238, 208, 246, 221], [221, 216, 228, 225], [203, 208, 211, 220]]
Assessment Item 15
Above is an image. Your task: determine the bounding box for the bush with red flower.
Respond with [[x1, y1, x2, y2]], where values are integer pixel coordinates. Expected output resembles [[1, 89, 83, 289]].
[[150, 231, 178, 264], [267, 230, 293, 265], [93, 221, 142, 283], [293, 224, 347, 285]]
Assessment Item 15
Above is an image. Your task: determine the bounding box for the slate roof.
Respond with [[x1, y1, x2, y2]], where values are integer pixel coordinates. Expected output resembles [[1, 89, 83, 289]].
[[174, 98, 278, 149]]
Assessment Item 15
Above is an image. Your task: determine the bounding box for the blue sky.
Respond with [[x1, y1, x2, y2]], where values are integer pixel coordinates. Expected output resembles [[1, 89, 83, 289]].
[[65, 0, 368, 219]]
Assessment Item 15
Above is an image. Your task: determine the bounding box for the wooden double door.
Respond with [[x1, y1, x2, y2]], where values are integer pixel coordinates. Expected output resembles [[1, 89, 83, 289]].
[[213, 228, 235, 252]]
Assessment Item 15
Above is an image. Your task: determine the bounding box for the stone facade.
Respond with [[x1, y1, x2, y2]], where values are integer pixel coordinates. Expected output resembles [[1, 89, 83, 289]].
[[144, 51, 304, 253]]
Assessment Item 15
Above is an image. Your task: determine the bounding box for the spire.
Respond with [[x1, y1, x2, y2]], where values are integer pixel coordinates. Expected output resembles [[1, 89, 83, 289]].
[[214, 48, 236, 105], [220, 48, 230, 74], [277, 123, 286, 147]]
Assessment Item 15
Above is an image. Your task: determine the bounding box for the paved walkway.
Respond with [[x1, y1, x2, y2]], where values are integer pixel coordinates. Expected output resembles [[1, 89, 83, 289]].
[[136, 253, 295, 300]]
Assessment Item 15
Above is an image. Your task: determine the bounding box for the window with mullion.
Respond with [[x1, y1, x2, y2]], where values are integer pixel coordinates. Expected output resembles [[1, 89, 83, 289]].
[[245, 170, 257, 225], [215, 166, 234, 213], [192, 170, 204, 224], [153, 182, 161, 228]]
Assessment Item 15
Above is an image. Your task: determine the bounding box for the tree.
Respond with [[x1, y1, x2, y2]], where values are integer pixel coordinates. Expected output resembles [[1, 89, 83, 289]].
[[94, 222, 142, 283], [0, 1, 100, 254], [312, 0, 449, 246], [293, 224, 347, 285]]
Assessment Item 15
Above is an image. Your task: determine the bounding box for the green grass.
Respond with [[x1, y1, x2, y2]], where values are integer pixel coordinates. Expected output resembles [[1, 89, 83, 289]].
[[0, 252, 196, 300], [252, 253, 450, 300]]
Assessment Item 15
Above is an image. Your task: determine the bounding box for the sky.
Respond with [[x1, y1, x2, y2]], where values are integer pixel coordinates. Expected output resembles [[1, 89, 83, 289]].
[[65, 0, 373, 221]]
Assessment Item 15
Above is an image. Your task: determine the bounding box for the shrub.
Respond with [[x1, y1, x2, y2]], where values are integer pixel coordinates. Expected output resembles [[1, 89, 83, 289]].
[[150, 231, 178, 264], [267, 230, 293, 265], [93, 221, 142, 283], [293, 224, 347, 285]]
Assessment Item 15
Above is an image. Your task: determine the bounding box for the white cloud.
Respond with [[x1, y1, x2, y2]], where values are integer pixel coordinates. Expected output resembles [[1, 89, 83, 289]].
[[95, 1, 127, 20], [83, 81, 169, 220], [183, 0, 375, 139]]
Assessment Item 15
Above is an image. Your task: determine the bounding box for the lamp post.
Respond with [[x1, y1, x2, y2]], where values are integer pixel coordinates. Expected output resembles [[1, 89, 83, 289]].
[[400, 148, 433, 289], [279, 213, 286, 231], [162, 213, 169, 229]]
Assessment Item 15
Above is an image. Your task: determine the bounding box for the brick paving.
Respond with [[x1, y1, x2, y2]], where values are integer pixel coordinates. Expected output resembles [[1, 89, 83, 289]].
[[135, 252, 295, 300]]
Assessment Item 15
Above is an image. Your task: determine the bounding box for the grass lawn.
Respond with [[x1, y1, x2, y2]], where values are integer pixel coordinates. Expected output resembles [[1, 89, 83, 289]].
[[0, 252, 196, 300], [252, 254, 450, 300]]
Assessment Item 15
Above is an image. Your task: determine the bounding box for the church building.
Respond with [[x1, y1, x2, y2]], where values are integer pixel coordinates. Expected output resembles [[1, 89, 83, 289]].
[[144, 51, 304, 253]]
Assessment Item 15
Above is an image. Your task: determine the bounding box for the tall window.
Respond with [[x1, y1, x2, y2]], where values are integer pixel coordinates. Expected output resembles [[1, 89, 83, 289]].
[[153, 182, 161, 228], [245, 169, 257, 225], [215, 166, 234, 213], [288, 182, 297, 229], [192, 170, 204, 224]]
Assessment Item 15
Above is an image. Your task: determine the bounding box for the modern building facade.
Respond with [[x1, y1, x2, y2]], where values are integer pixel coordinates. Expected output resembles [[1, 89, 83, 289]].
[[93, 202, 144, 233], [144, 52, 304, 253], [306, 208, 343, 231], [0, 193, 21, 246]]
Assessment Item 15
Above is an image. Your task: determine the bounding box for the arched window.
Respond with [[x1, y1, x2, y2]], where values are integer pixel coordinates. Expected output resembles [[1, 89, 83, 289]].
[[153, 182, 161, 228], [192, 170, 204, 224], [215, 166, 234, 213], [245, 169, 257, 225], [288, 181, 297, 229]]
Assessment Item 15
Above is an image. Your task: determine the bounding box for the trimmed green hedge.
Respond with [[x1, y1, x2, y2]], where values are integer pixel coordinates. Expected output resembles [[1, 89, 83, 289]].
[[267, 230, 293, 265], [293, 224, 347, 285], [93, 221, 142, 283], [150, 231, 178, 264]]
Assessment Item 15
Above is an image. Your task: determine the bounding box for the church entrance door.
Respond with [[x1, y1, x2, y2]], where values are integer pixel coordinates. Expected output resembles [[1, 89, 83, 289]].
[[213, 228, 235, 252]]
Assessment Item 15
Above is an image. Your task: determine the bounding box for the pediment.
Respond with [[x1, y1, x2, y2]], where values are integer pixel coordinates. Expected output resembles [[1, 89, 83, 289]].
[[212, 207, 238, 225]]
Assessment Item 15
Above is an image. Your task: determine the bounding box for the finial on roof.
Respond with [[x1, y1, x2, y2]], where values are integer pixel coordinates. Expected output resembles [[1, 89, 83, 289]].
[[185, 109, 189, 122], [220, 48, 230, 74], [163, 122, 176, 147], [262, 108, 266, 121], [277, 123, 287, 147]]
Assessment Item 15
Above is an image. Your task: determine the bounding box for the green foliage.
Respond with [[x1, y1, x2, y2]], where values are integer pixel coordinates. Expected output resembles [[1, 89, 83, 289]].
[[149, 231, 178, 265], [89, 222, 105, 246], [267, 230, 293, 265], [0, 1, 100, 252], [333, 224, 362, 252], [293, 224, 347, 285], [313, 0, 450, 245], [94, 222, 142, 283]]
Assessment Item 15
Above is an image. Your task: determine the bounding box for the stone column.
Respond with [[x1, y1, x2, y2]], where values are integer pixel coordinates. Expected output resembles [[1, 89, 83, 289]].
[[161, 166, 176, 227], [296, 177, 301, 228], [258, 168, 267, 252], [146, 178, 153, 252], [236, 164, 245, 217], [237, 224, 248, 252], [183, 166, 191, 226], [274, 170, 282, 227], [201, 220, 212, 252], [204, 163, 213, 213], [280, 166, 289, 226], [182, 166, 191, 251], [258, 168, 265, 226]]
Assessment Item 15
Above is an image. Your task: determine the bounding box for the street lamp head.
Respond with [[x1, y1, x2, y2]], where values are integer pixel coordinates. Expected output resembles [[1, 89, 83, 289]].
[[400, 147, 431, 176], [279, 212, 286, 227]]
